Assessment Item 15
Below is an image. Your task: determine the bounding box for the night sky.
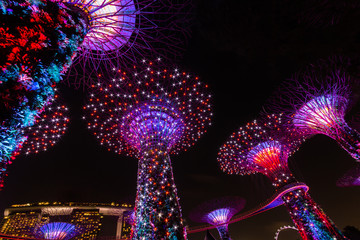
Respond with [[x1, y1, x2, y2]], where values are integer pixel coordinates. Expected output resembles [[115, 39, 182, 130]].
[[1, 0, 360, 239]]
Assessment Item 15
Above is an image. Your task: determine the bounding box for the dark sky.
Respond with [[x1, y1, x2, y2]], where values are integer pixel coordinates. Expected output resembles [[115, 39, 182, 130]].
[[1, 0, 360, 239]]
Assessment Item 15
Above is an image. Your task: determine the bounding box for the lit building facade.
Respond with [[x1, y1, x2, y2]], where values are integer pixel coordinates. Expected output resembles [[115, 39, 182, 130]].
[[0, 202, 133, 239]]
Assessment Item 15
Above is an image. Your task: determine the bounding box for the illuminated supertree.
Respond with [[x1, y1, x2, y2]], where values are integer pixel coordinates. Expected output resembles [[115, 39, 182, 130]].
[[83, 59, 212, 239], [0, 0, 190, 176], [218, 114, 347, 240], [267, 57, 360, 162], [35, 222, 78, 240], [336, 163, 360, 187], [33, 207, 83, 240], [189, 196, 245, 240]]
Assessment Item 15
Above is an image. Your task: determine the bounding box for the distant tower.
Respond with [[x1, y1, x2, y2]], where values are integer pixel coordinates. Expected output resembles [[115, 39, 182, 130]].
[[189, 196, 245, 240], [267, 57, 360, 162], [84, 59, 212, 239], [218, 114, 347, 240]]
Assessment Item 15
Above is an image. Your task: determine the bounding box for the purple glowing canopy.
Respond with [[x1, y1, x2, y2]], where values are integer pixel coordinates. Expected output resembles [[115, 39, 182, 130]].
[[84, 58, 212, 157], [266, 56, 360, 161], [189, 196, 246, 226], [64, 0, 192, 88], [37, 222, 76, 240]]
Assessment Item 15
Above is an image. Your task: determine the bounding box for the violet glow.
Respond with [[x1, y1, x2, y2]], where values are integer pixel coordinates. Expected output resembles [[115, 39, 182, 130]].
[[65, 0, 192, 88], [38, 222, 76, 240], [267, 57, 360, 161], [189, 196, 245, 240], [206, 208, 231, 225]]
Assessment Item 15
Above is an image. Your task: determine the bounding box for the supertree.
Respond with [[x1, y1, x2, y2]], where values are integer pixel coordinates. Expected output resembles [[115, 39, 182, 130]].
[[0, 94, 69, 190], [189, 196, 246, 240], [218, 114, 347, 240], [266, 57, 360, 162], [35, 222, 78, 240], [274, 225, 299, 240], [336, 163, 360, 187], [0, 0, 191, 179], [83, 59, 212, 239], [33, 207, 83, 240]]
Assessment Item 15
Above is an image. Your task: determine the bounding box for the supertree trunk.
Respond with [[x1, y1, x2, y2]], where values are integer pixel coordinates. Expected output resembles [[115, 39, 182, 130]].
[[0, 0, 88, 174], [216, 225, 231, 240], [282, 188, 346, 240], [133, 147, 186, 240]]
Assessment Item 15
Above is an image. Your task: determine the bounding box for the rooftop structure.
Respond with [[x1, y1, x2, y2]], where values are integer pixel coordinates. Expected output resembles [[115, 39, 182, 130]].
[[0, 202, 133, 240]]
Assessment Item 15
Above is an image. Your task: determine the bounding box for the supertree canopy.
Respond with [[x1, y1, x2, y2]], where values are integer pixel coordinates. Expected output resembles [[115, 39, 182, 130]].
[[189, 196, 246, 240], [35, 222, 77, 240], [218, 114, 347, 240], [267, 57, 360, 162], [336, 163, 360, 187], [64, 0, 192, 88], [84, 59, 212, 239]]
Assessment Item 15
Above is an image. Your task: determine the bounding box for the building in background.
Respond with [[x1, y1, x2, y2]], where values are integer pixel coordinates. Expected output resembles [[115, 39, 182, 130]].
[[0, 202, 133, 239]]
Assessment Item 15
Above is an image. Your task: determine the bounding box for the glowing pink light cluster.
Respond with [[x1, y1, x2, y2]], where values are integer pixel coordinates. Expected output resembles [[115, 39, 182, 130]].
[[84, 58, 212, 239], [218, 114, 303, 187]]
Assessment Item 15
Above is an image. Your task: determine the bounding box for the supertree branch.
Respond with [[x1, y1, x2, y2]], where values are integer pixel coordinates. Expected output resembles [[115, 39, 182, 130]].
[[84, 59, 212, 240], [189, 196, 245, 240], [133, 147, 186, 240], [218, 114, 347, 240], [266, 56, 360, 162]]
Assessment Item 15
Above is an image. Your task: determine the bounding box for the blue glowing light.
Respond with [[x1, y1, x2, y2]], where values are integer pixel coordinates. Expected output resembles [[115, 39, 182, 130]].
[[38, 222, 76, 240]]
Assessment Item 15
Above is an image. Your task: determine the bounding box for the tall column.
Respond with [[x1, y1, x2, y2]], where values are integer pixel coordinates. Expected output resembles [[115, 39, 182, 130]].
[[216, 225, 231, 240], [133, 148, 186, 240], [282, 188, 346, 240]]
